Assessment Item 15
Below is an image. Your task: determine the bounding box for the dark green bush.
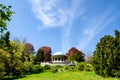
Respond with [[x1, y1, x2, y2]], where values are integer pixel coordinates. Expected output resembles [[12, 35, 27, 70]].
[[0, 62, 6, 78], [50, 65, 63, 73], [44, 65, 51, 70], [68, 65, 76, 71], [55, 65, 63, 69], [31, 65, 44, 73], [63, 66, 69, 70], [51, 66, 58, 73]]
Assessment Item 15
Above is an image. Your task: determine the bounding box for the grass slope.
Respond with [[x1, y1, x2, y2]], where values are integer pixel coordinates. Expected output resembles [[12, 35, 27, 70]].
[[16, 71, 120, 80]]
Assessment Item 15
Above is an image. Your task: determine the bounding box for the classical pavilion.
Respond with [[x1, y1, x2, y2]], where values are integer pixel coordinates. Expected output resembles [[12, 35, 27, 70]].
[[51, 52, 67, 64], [41, 52, 68, 66]]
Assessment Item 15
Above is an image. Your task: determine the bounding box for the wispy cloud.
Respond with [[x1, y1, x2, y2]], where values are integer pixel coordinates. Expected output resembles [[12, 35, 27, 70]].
[[77, 6, 120, 52], [61, 0, 85, 52], [29, 0, 85, 52], [29, 0, 120, 53], [29, 0, 71, 28]]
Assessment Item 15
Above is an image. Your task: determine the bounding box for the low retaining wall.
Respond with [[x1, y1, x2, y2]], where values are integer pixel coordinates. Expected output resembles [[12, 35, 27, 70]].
[[41, 62, 77, 66]]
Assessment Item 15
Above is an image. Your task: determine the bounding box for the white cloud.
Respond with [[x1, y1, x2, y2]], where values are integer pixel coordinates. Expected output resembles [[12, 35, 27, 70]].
[[29, 0, 85, 52], [29, 0, 71, 28]]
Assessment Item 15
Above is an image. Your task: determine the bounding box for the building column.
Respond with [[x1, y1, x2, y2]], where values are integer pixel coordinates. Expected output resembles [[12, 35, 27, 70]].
[[53, 57, 54, 61], [60, 57, 62, 62]]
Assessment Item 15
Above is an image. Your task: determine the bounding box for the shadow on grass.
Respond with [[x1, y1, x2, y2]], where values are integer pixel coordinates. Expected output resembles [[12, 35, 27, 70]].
[[0, 72, 44, 80], [0, 75, 26, 80]]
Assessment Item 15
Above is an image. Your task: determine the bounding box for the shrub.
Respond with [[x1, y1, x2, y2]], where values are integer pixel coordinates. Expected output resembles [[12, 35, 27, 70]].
[[50, 65, 63, 73], [63, 66, 69, 70], [31, 65, 44, 73], [51, 66, 58, 73], [44, 65, 51, 70], [84, 64, 93, 72], [67, 65, 76, 71], [76, 62, 86, 71], [55, 65, 63, 69], [0, 62, 6, 78], [22, 61, 33, 74]]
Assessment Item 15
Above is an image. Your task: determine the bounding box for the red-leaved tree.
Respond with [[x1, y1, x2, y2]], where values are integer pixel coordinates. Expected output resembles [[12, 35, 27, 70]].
[[23, 43, 34, 55], [66, 47, 85, 62], [39, 46, 52, 62]]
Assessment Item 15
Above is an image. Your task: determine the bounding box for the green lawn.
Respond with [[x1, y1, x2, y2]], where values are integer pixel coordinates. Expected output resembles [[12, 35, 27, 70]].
[[16, 71, 120, 80]]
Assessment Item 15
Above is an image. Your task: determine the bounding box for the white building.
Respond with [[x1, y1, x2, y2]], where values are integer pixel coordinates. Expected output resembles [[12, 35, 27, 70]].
[[51, 52, 67, 64], [41, 52, 69, 66]]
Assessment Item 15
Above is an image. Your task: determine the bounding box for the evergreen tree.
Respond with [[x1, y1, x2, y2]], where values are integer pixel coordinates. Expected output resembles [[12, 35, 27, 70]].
[[93, 30, 120, 77]]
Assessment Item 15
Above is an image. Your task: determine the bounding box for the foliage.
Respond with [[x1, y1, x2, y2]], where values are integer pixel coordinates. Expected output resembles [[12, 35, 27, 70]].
[[44, 65, 51, 70], [23, 43, 35, 55], [0, 31, 11, 50], [0, 49, 11, 77], [31, 65, 44, 73], [0, 4, 14, 50], [50, 66, 58, 73], [34, 49, 44, 64], [74, 51, 85, 62], [93, 30, 120, 77], [0, 4, 14, 33], [68, 65, 76, 71], [84, 64, 93, 72], [66, 47, 85, 62], [75, 62, 86, 71], [50, 65, 63, 73], [39, 46, 52, 62], [0, 50, 7, 78]]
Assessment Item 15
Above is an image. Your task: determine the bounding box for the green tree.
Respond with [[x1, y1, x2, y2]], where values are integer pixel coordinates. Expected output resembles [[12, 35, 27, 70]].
[[0, 4, 14, 44], [93, 30, 120, 77], [10, 40, 34, 75], [0, 4, 14, 77], [74, 51, 85, 62], [34, 49, 44, 64], [0, 4, 14, 32]]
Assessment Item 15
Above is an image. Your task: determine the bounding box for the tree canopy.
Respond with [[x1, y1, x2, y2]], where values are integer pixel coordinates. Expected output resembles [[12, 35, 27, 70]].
[[39, 46, 52, 62], [66, 47, 85, 62], [23, 43, 35, 55], [93, 30, 120, 77]]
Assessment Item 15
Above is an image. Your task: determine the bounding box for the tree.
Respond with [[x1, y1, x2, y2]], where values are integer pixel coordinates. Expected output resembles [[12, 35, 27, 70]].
[[0, 4, 14, 50], [0, 4, 14, 77], [93, 30, 120, 77], [0, 4, 14, 33], [74, 50, 85, 62], [34, 49, 44, 64], [66, 47, 85, 62], [23, 43, 35, 55], [39, 46, 52, 62], [0, 49, 9, 78], [9, 40, 34, 75]]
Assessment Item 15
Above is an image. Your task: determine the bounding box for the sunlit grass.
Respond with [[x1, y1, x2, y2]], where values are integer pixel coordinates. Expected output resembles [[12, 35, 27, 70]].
[[16, 71, 120, 80]]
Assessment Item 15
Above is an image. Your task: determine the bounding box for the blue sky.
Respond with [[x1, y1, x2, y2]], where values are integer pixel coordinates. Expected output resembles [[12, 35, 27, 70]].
[[0, 0, 120, 55]]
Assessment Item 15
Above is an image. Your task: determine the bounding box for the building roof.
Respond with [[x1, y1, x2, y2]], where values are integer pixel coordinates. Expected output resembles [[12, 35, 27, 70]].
[[53, 52, 65, 56]]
